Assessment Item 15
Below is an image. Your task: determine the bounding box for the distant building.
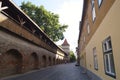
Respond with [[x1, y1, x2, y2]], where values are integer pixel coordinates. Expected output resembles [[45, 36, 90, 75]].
[[61, 39, 70, 62], [78, 0, 120, 80]]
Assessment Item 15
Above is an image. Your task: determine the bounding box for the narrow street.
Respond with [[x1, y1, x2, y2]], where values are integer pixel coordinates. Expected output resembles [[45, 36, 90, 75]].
[[1, 63, 90, 80]]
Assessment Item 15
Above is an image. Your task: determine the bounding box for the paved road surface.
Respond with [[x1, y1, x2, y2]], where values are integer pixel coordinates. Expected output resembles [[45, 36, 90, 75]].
[[1, 63, 90, 80]]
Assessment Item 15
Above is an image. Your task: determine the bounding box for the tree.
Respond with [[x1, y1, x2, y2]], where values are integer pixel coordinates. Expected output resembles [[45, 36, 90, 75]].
[[20, 1, 68, 41], [70, 51, 76, 62]]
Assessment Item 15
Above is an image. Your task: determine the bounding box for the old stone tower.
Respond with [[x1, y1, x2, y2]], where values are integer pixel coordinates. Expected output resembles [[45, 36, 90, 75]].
[[61, 39, 70, 62]]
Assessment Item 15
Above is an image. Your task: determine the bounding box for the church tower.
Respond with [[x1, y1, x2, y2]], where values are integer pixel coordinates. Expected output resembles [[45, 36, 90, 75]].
[[61, 39, 70, 62]]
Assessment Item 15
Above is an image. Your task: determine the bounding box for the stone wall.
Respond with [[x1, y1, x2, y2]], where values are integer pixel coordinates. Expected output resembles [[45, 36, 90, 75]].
[[0, 28, 61, 78]]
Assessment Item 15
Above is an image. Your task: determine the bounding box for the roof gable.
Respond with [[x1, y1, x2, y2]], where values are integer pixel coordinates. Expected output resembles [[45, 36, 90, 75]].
[[62, 39, 70, 46]]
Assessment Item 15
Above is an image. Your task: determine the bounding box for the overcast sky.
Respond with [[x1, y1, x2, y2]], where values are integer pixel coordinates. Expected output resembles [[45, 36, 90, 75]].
[[13, 0, 83, 53]]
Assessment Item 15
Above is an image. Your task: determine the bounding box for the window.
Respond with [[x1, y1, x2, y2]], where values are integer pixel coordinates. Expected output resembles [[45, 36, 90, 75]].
[[103, 37, 112, 52], [98, 0, 103, 7], [103, 37, 116, 78], [91, 0, 96, 21], [93, 47, 98, 70], [87, 23, 90, 34]]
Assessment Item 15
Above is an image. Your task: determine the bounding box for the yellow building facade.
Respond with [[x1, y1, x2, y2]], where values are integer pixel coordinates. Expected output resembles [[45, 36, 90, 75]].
[[78, 0, 120, 80]]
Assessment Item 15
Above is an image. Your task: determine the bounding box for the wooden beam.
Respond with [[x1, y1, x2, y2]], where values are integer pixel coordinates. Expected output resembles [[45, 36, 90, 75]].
[[0, 1, 8, 12]]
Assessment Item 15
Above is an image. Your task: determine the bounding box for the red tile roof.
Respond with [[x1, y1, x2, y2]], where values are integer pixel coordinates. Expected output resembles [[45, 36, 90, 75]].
[[62, 39, 70, 46]]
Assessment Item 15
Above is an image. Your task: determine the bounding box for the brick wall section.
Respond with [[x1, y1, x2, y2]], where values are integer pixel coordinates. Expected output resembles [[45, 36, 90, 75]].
[[0, 28, 56, 77]]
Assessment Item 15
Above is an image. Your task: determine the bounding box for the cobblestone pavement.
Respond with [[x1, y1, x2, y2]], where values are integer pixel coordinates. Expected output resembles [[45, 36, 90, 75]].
[[1, 63, 90, 80]]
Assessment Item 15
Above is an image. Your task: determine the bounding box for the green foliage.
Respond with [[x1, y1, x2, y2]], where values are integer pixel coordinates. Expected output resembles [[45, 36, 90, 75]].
[[20, 1, 68, 41], [70, 51, 76, 62]]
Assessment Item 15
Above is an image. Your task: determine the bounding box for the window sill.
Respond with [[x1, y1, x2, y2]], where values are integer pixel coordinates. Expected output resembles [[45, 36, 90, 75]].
[[105, 72, 116, 78]]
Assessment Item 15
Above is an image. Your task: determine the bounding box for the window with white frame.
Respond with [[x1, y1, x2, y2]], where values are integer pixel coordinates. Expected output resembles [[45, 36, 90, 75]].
[[87, 23, 90, 34], [103, 38, 112, 52], [93, 47, 98, 70], [91, 0, 96, 21], [98, 0, 103, 7], [103, 37, 116, 78]]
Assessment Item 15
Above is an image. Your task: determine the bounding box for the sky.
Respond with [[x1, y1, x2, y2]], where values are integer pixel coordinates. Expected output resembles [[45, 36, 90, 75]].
[[13, 0, 83, 53]]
